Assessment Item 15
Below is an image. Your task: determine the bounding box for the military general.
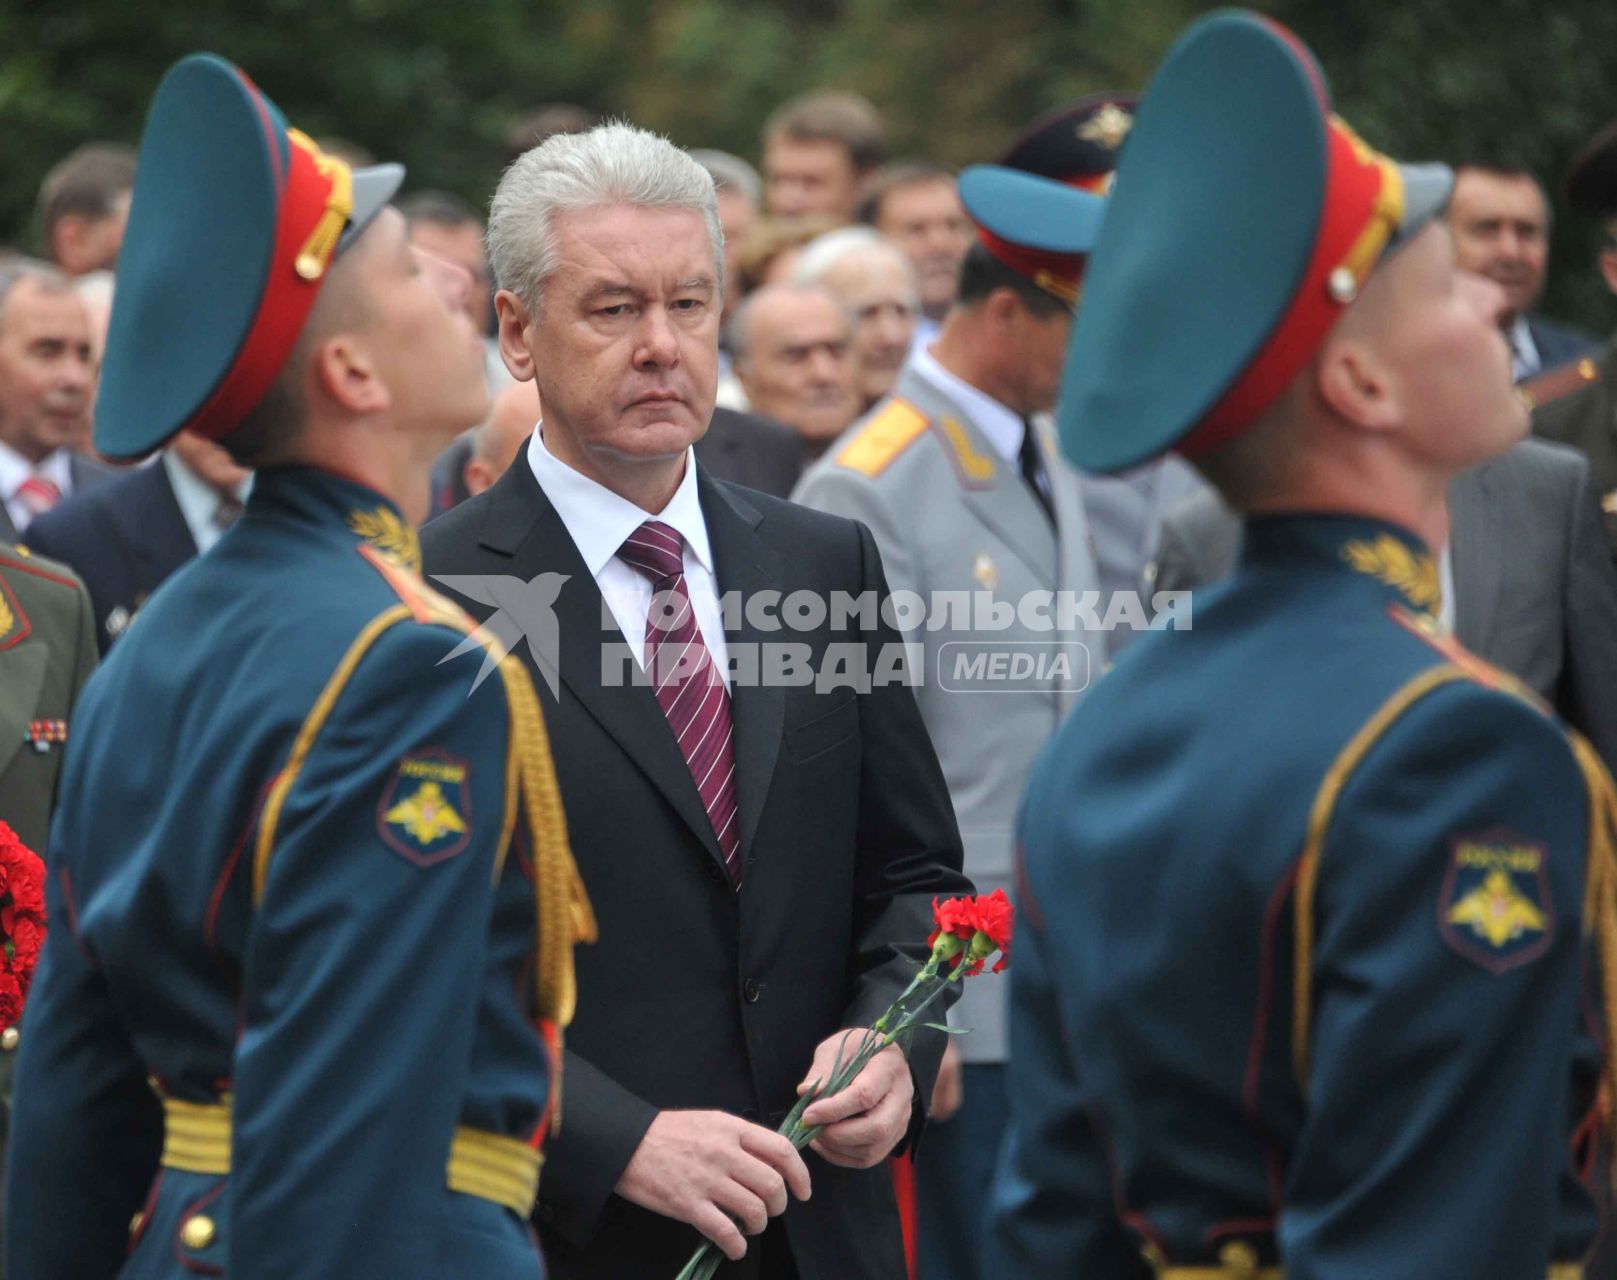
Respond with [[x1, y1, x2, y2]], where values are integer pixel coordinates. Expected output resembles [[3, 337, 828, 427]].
[[992, 12, 1617, 1279], [6, 54, 592, 1279]]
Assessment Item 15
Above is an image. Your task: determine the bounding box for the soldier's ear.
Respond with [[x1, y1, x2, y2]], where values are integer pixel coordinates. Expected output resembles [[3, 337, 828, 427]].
[[496, 290, 537, 382], [310, 333, 390, 416], [1314, 337, 1400, 437]]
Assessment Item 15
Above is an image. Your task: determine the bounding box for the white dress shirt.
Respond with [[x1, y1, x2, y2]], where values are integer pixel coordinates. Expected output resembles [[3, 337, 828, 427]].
[[161, 451, 252, 555], [1508, 314, 1542, 382], [908, 342, 1025, 462], [526, 424, 730, 682], [0, 441, 72, 537]]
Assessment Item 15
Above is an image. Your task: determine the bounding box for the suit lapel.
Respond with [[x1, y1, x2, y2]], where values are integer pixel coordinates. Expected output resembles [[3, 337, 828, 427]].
[[699, 472, 785, 865], [1448, 463, 1501, 653], [117, 463, 200, 590], [481, 461, 731, 873]]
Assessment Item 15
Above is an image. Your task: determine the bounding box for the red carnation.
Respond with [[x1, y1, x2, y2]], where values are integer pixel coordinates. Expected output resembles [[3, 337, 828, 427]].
[[0, 819, 47, 1030], [972, 890, 1014, 973]]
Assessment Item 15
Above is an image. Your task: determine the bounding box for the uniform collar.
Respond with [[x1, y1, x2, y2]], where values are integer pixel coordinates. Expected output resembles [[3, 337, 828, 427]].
[[1240, 513, 1441, 615], [909, 342, 1026, 463], [246, 464, 418, 569]]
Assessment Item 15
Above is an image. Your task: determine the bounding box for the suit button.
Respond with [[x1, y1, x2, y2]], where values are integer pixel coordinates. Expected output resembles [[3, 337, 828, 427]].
[[704, 861, 724, 884], [743, 978, 761, 1003], [536, 1203, 556, 1224], [180, 1215, 216, 1250], [741, 1107, 760, 1121]]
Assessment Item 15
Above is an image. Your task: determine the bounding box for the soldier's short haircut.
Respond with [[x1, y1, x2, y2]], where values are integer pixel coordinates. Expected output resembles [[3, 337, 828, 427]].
[[398, 189, 483, 231], [954, 242, 1068, 320], [488, 121, 723, 315], [36, 144, 137, 255], [0, 258, 73, 336], [856, 161, 954, 226], [763, 90, 888, 173]]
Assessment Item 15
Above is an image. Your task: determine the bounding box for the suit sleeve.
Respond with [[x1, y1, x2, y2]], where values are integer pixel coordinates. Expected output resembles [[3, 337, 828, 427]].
[[4, 856, 163, 1279], [1555, 456, 1617, 771], [1282, 683, 1586, 1276], [838, 518, 972, 1143], [988, 856, 1142, 1275], [535, 1050, 659, 1244], [229, 621, 516, 1276]]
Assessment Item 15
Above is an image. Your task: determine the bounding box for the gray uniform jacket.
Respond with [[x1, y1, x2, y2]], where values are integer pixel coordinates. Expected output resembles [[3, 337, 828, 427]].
[[794, 364, 1100, 1062]]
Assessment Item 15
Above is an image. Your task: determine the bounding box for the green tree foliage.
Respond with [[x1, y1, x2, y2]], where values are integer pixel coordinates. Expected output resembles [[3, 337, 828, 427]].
[[4, 0, 1615, 326]]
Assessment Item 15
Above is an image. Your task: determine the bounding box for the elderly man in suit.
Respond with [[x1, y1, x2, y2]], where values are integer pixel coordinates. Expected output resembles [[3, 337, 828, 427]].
[[795, 166, 1105, 1280], [0, 260, 113, 541], [421, 123, 970, 1280], [25, 428, 249, 652], [1152, 436, 1617, 768]]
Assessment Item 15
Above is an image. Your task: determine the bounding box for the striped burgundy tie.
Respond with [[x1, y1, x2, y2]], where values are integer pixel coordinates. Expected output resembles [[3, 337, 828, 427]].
[[618, 520, 742, 886]]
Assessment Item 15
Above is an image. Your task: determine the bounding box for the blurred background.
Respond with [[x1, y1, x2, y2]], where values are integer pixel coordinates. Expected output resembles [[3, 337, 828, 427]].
[[4, 0, 1616, 326]]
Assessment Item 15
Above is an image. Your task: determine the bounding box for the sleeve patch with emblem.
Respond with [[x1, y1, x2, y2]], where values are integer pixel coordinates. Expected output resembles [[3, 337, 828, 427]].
[[1438, 830, 1553, 973], [377, 749, 472, 867]]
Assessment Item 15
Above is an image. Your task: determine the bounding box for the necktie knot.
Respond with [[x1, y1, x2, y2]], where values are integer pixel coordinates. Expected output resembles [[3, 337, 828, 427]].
[[618, 520, 685, 583], [16, 474, 61, 518]]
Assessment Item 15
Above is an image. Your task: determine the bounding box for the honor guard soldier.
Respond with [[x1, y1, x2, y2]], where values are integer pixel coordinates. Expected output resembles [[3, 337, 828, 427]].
[[1531, 118, 1617, 560], [5, 55, 593, 1280], [795, 151, 1106, 1280], [990, 12, 1617, 1279]]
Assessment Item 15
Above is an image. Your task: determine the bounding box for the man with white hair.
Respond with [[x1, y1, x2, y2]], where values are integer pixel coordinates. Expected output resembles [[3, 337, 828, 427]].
[[794, 228, 919, 411], [421, 122, 970, 1280]]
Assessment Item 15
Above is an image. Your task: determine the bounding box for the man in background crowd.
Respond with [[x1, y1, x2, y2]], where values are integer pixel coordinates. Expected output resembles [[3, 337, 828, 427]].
[[763, 89, 886, 221], [24, 428, 250, 653], [795, 162, 1104, 1280], [859, 164, 974, 345], [464, 379, 541, 499], [1449, 161, 1598, 380], [794, 227, 919, 411], [0, 261, 111, 542], [35, 144, 135, 277], [1532, 120, 1617, 562], [729, 283, 861, 462], [691, 149, 762, 322]]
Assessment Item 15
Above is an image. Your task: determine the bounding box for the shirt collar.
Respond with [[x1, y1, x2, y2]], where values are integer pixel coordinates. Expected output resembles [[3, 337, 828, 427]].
[[526, 424, 713, 576], [162, 450, 253, 546], [0, 440, 69, 499], [908, 342, 1026, 463], [1509, 314, 1540, 374]]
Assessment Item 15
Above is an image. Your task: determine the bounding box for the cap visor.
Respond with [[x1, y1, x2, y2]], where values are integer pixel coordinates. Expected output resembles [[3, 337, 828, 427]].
[[339, 162, 405, 253], [958, 165, 1107, 254], [1386, 163, 1453, 255]]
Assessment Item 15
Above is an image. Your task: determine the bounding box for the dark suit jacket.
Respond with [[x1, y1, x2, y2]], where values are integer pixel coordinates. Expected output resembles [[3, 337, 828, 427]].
[[694, 407, 806, 499], [23, 458, 198, 654], [1152, 438, 1617, 767], [0, 452, 117, 544], [1528, 313, 1600, 379], [421, 458, 970, 1280]]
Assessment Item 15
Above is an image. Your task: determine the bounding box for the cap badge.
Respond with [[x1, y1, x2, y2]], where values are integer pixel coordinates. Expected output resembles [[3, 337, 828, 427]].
[[1078, 104, 1134, 151]]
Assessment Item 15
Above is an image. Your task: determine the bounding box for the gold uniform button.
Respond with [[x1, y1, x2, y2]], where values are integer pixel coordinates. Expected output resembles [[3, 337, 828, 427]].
[[129, 1211, 145, 1236], [180, 1214, 216, 1250], [1218, 1239, 1259, 1277], [0, 1027, 19, 1052]]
